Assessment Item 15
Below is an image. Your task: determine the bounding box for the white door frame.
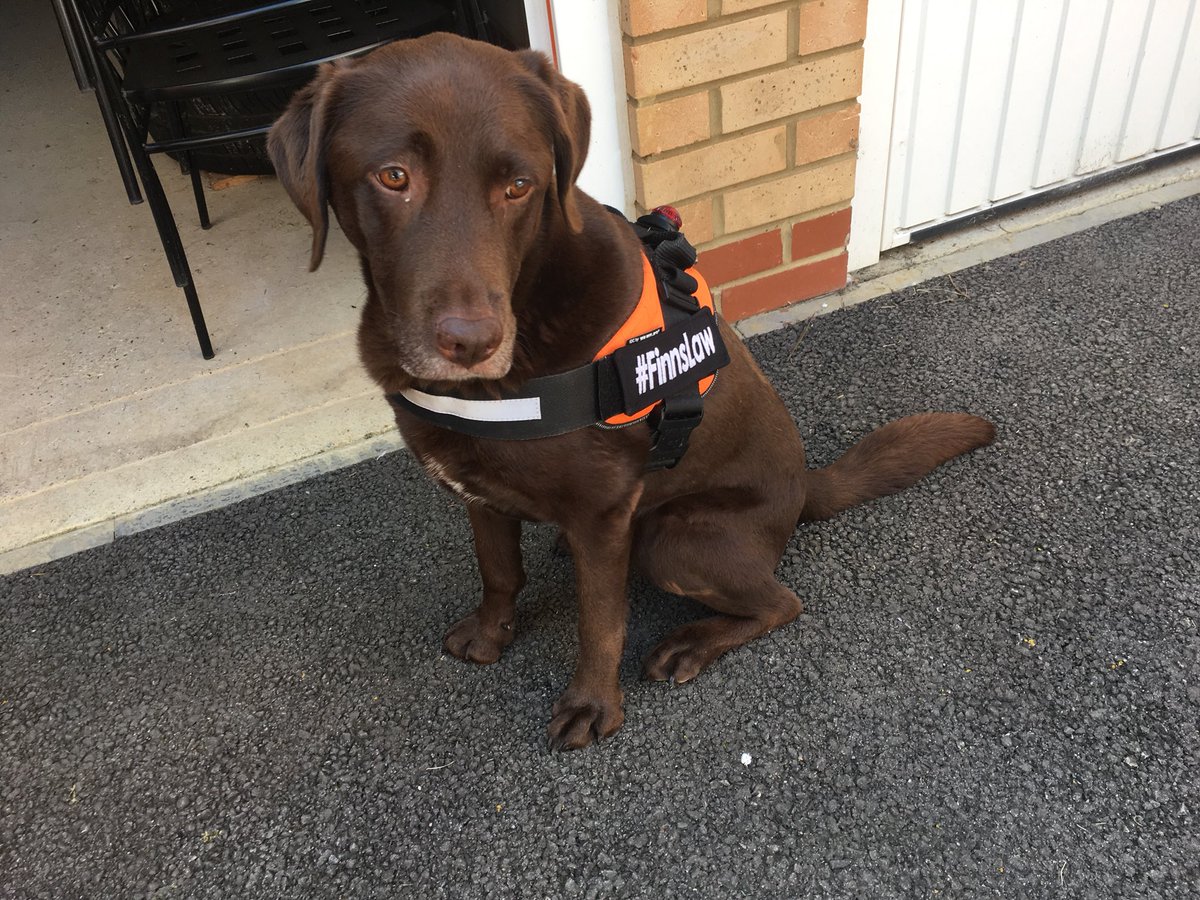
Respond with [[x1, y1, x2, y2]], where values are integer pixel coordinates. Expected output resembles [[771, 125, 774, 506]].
[[847, 0, 904, 272], [524, 0, 635, 213]]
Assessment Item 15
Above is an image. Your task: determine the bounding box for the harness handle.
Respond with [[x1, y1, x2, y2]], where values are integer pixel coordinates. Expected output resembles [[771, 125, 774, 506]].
[[635, 208, 710, 471]]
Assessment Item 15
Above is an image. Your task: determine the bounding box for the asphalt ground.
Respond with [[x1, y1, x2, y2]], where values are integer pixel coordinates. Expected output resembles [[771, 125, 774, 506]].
[[4, 195, 1200, 899]]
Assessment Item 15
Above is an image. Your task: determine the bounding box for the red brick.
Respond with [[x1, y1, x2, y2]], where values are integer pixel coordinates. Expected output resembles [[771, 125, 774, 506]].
[[721, 253, 848, 320], [674, 197, 714, 244], [798, 0, 868, 55], [790, 207, 852, 260], [625, 11, 788, 98], [698, 230, 783, 286], [622, 0, 706, 37], [795, 103, 860, 166]]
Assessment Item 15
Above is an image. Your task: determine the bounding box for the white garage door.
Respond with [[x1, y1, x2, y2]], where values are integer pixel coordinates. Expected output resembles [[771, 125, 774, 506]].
[[851, 0, 1200, 267]]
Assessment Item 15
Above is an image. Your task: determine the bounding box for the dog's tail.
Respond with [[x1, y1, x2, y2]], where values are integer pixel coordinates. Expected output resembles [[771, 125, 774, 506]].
[[799, 413, 995, 522]]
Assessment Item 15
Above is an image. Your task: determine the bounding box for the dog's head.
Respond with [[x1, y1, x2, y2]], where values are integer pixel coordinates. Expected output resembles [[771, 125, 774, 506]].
[[268, 34, 590, 382]]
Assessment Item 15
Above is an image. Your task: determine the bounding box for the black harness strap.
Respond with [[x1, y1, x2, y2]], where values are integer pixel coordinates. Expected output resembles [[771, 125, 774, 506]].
[[390, 356, 624, 440]]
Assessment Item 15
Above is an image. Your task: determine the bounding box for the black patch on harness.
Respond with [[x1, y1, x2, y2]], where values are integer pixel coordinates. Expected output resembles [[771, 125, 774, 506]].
[[610, 308, 729, 416]]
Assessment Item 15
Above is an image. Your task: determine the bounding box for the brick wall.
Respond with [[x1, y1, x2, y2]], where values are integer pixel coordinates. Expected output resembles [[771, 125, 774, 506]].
[[620, 0, 865, 320]]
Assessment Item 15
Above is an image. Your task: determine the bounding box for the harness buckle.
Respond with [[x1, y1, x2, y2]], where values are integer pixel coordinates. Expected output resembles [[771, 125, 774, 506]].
[[645, 390, 705, 471]]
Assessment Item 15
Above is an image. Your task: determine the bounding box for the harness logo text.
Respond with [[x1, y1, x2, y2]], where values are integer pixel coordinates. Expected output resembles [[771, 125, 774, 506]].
[[633, 325, 718, 397]]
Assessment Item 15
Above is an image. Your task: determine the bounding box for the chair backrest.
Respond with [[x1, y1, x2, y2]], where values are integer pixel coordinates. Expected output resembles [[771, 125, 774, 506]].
[[92, 1, 319, 49], [74, 0, 143, 41], [66, 0, 472, 190], [75, 1, 472, 48]]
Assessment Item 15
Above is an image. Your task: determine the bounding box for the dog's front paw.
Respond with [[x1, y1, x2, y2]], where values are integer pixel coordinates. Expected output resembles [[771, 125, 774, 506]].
[[547, 685, 624, 751], [443, 611, 514, 664]]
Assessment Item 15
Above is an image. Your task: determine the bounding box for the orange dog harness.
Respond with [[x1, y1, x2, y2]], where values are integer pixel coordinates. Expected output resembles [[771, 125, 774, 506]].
[[389, 208, 730, 470], [594, 252, 718, 427]]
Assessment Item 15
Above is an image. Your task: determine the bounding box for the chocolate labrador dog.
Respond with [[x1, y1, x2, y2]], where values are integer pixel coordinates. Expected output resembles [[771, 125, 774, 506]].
[[268, 34, 994, 750]]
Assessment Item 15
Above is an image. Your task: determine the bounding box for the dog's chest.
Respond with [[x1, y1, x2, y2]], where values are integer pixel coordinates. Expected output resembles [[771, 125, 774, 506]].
[[404, 426, 546, 519], [415, 452, 487, 504]]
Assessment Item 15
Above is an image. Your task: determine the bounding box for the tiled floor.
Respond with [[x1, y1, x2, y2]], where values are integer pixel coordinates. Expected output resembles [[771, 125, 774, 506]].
[[0, 0, 399, 571]]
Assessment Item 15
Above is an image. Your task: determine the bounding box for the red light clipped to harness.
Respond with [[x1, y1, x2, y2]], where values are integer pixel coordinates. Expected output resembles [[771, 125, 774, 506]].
[[652, 205, 683, 230]]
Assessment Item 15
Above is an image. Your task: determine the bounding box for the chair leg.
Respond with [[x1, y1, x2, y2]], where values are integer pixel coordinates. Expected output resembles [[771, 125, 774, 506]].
[[169, 101, 211, 230], [129, 145, 215, 359], [62, 0, 142, 204], [186, 152, 211, 230], [181, 280, 215, 360]]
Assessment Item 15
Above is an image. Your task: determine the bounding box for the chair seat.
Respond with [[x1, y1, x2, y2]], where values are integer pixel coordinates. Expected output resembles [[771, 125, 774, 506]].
[[122, 0, 455, 102]]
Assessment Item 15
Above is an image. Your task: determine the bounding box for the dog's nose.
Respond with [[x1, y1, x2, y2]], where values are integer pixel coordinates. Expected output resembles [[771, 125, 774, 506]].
[[434, 315, 502, 367]]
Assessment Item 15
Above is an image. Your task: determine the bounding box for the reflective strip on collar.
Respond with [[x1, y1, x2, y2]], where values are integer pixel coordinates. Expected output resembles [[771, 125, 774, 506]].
[[399, 388, 543, 423]]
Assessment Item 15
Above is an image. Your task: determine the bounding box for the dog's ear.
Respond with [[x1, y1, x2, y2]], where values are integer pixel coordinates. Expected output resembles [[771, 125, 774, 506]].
[[267, 61, 348, 270], [515, 51, 591, 233]]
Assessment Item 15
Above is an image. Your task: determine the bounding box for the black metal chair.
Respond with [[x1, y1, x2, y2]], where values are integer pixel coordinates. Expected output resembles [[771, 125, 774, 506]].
[[63, 0, 477, 359]]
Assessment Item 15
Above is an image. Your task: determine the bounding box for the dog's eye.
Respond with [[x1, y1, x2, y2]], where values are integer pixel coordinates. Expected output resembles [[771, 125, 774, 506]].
[[505, 177, 532, 200], [377, 167, 409, 191]]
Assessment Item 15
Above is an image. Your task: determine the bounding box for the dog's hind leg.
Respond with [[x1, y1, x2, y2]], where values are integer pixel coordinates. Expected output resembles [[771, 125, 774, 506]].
[[637, 514, 802, 683], [444, 505, 525, 664]]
